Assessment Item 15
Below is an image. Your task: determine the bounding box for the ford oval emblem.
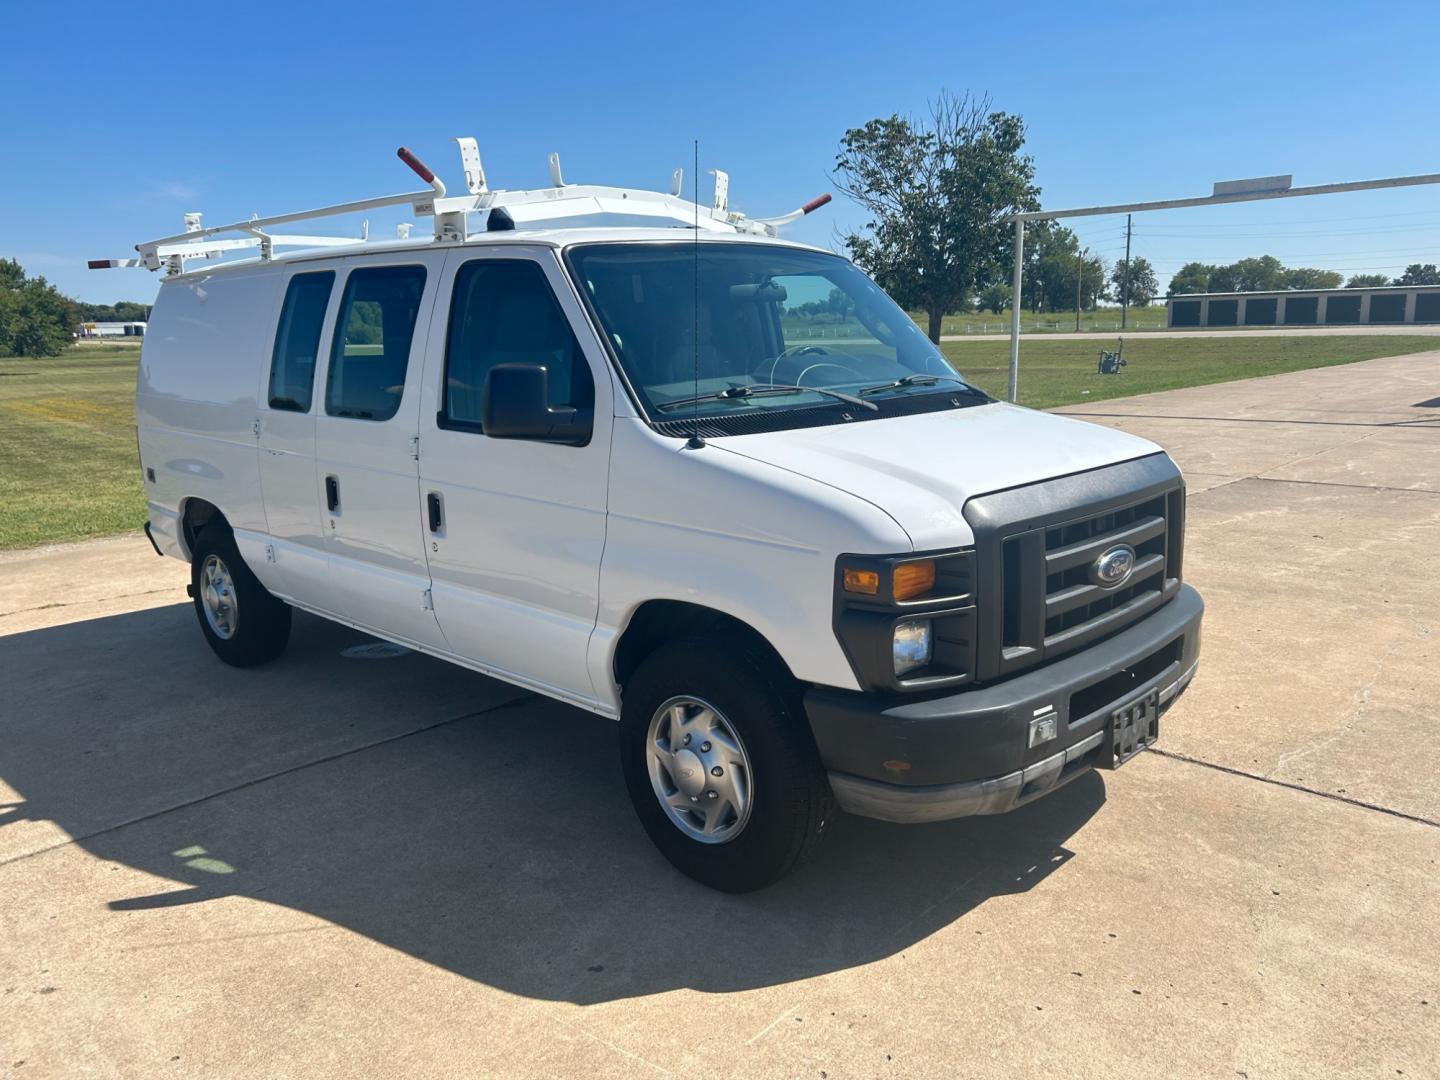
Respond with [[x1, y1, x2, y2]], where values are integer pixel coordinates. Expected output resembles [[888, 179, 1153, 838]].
[[1091, 544, 1136, 587]]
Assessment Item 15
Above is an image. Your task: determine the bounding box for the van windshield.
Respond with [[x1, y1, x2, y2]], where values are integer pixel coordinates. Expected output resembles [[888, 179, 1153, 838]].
[[567, 243, 981, 426]]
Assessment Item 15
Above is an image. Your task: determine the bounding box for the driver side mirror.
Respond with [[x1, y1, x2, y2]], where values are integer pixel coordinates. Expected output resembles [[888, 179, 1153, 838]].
[[480, 363, 592, 446]]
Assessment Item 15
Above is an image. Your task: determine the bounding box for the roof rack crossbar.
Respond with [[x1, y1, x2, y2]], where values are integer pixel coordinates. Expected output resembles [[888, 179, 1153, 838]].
[[93, 139, 832, 275]]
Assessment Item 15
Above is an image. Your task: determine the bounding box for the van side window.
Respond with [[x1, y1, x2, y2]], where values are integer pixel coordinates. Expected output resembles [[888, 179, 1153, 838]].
[[325, 265, 427, 421], [442, 260, 593, 429], [268, 271, 334, 412]]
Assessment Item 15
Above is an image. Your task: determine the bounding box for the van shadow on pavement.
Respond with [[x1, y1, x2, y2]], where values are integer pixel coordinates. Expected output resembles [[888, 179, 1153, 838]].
[[1, 603, 1104, 1005]]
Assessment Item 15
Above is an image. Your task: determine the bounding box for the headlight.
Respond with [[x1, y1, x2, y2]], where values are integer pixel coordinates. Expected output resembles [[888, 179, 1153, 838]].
[[892, 619, 933, 676], [833, 548, 975, 691]]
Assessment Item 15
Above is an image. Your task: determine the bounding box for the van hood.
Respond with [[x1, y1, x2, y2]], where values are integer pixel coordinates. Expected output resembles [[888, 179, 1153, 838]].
[[713, 402, 1165, 550]]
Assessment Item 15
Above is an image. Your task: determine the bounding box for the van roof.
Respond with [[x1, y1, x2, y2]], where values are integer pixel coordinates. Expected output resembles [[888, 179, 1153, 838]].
[[94, 139, 837, 280]]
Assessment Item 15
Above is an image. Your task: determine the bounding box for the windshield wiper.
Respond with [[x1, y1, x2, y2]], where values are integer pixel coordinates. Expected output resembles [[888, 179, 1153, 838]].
[[857, 373, 980, 397], [655, 383, 878, 413]]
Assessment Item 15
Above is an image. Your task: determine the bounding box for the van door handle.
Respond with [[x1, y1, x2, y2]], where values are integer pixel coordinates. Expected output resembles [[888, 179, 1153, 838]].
[[427, 492, 443, 532], [325, 475, 340, 513]]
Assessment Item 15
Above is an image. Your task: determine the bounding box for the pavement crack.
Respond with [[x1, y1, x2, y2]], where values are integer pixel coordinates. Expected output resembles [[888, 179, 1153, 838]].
[[1273, 630, 1422, 776], [1149, 748, 1439, 829], [0, 586, 179, 620], [1053, 411, 1429, 430], [1248, 476, 1440, 496], [0, 693, 534, 868]]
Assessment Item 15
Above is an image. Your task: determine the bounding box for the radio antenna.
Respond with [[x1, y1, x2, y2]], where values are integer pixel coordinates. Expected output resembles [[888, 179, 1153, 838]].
[[687, 138, 705, 450]]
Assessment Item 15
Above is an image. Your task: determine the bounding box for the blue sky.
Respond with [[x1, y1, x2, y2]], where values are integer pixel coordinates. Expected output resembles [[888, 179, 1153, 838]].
[[4, 0, 1438, 304]]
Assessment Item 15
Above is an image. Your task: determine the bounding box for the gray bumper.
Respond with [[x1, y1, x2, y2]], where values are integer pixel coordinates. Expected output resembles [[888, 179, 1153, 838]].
[[827, 658, 1197, 824], [811, 584, 1203, 824]]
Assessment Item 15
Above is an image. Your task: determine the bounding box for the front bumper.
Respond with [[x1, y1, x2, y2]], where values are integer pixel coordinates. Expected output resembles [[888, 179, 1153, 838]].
[[805, 584, 1203, 824]]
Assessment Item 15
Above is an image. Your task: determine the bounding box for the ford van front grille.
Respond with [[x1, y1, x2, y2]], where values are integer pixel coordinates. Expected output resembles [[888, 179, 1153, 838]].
[[1040, 493, 1172, 651], [963, 455, 1185, 684]]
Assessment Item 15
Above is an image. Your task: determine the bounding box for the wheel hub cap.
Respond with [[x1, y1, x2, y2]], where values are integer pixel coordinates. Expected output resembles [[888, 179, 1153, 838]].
[[646, 696, 754, 844], [671, 748, 707, 797], [200, 554, 238, 640]]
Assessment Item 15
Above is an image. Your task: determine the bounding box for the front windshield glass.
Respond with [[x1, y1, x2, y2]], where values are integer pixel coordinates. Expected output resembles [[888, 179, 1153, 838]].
[[567, 243, 979, 423]]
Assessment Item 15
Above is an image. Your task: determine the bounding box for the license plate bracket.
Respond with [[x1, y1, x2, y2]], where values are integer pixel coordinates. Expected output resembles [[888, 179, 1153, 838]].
[[1102, 687, 1160, 769]]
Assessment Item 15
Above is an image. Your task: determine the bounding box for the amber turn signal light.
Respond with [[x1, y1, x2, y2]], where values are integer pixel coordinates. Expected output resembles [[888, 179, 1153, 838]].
[[842, 568, 880, 595], [892, 560, 936, 601]]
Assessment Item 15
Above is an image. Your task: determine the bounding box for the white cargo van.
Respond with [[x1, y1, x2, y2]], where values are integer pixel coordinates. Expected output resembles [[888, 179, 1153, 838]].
[[110, 143, 1201, 890]]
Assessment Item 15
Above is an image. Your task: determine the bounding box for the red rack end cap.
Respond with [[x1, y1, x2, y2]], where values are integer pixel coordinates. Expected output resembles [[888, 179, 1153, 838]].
[[397, 146, 435, 184]]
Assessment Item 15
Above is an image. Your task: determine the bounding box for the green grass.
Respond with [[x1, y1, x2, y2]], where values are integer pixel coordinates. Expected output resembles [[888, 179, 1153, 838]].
[[943, 334, 1440, 411], [2, 334, 1436, 550], [0, 344, 144, 550]]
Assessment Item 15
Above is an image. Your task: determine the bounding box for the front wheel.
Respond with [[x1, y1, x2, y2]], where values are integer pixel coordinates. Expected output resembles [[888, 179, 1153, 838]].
[[619, 638, 834, 891], [190, 528, 291, 667]]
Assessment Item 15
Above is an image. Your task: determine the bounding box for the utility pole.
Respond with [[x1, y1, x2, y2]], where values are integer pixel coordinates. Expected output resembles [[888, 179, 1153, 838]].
[[1121, 213, 1133, 329], [1075, 246, 1088, 332]]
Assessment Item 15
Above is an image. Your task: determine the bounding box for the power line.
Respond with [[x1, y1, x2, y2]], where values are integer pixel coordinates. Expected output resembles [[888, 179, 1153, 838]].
[[1134, 245, 1440, 259], [1140, 220, 1440, 237], [1124, 207, 1440, 229]]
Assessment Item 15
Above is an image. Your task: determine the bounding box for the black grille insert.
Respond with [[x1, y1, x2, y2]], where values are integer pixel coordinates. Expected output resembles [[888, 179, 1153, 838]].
[[1042, 493, 1169, 647], [962, 454, 1185, 685]]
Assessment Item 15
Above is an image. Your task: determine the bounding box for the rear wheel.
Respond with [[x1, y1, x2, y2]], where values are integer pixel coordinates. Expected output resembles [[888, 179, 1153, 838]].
[[619, 637, 834, 892], [190, 528, 291, 667]]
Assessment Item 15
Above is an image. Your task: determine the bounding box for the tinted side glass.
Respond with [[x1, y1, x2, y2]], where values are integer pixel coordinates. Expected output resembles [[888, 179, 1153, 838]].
[[325, 265, 427, 421], [443, 260, 593, 428], [268, 271, 334, 411]]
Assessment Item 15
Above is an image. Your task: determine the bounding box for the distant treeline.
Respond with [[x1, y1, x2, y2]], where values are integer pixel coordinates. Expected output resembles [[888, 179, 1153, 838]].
[[1169, 257, 1440, 295], [75, 300, 152, 324], [0, 258, 153, 357]]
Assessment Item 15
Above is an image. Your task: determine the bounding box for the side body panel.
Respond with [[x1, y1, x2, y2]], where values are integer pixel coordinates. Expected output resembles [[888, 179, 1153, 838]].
[[590, 418, 915, 705], [255, 270, 341, 606], [416, 246, 615, 706], [136, 268, 284, 571], [313, 252, 449, 650]]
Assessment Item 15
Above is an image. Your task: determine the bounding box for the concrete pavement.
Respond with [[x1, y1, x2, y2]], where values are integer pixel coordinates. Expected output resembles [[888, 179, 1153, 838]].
[[3, 350, 1439, 1078]]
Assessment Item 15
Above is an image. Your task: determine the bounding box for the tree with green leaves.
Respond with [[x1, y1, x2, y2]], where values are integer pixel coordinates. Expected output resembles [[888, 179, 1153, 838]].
[[0, 259, 74, 358], [0, 258, 26, 291], [1167, 262, 1215, 295], [976, 282, 1011, 314], [834, 91, 1039, 343], [1281, 267, 1342, 290], [1394, 263, 1440, 286], [1211, 255, 1284, 293], [1345, 273, 1390, 289], [1169, 256, 1348, 296], [75, 299, 152, 323], [1109, 256, 1158, 307], [1020, 223, 1104, 313]]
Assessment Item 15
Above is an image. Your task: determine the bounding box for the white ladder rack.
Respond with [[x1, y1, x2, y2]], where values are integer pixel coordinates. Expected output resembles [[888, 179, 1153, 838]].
[[92, 138, 831, 276]]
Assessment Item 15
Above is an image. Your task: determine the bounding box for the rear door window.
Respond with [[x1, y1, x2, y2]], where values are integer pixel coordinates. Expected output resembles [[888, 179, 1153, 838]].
[[325, 265, 427, 421], [268, 271, 334, 412], [442, 259, 593, 429]]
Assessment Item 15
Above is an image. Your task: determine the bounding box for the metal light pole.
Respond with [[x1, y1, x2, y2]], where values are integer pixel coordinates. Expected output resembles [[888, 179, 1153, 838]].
[[1001, 171, 1440, 403], [1075, 246, 1088, 332], [1121, 213, 1132, 330], [1007, 217, 1024, 403]]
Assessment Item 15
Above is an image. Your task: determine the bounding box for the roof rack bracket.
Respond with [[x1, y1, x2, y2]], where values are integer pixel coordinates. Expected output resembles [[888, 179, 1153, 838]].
[[548, 152, 569, 188], [454, 137, 487, 195]]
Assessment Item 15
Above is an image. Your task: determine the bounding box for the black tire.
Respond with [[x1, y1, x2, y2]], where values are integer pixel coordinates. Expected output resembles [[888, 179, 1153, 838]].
[[190, 526, 291, 667], [619, 636, 834, 892]]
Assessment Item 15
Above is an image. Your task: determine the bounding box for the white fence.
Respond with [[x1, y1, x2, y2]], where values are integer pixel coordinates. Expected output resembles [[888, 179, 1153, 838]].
[[785, 319, 1168, 339]]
